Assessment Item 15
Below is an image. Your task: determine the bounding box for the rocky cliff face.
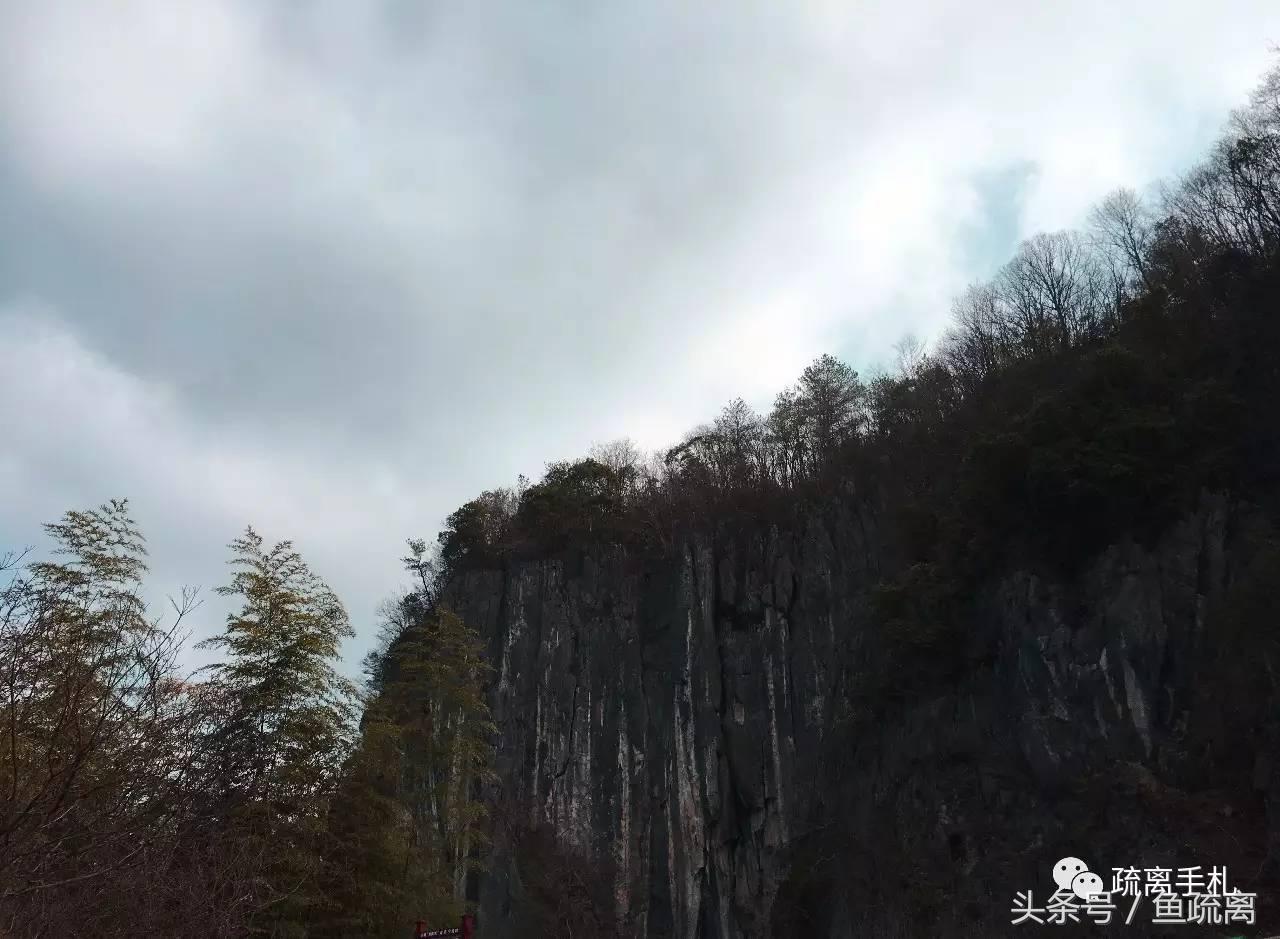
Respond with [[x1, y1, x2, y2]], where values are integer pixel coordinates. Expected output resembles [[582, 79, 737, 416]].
[[444, 491, 1277, 937]]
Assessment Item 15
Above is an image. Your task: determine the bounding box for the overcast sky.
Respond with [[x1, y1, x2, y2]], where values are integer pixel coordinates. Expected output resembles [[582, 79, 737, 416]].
[[2, 0, 1278, 673]]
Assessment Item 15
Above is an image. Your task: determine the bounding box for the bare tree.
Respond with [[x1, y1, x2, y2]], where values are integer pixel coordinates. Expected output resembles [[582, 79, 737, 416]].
[[995, 231, 1108, 356], [1089, 187, 1155, 295], [1162, 63, 1280, 255], [942, 283, 1007, 389], [711, 398, 766, 490], [588, 438, 643, 477], [892, 334, 928, 379]]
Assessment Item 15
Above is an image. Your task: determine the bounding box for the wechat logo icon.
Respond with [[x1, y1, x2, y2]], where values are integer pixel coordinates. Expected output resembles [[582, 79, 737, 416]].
[[1054, 857, 1105, 900]]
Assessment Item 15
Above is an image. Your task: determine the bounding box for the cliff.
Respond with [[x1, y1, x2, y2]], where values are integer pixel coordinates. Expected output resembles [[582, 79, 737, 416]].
[[444, 490, 1279, 937]]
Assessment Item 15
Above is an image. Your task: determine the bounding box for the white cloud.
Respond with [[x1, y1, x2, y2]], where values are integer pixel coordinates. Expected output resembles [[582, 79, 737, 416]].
[[0, 1, 263, 183], [0, 299, 427, 671]]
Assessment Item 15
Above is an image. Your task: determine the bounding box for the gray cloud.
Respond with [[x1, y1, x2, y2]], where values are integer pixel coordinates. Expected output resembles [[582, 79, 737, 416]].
[[2, 0, 1278, 669]]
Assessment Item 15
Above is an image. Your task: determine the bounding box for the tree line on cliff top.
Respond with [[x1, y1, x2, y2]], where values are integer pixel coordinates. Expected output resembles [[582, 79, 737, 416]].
[[436, 65, 1280, 612]]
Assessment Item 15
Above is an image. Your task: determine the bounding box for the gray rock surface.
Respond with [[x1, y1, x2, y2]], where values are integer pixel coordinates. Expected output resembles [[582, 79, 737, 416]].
[[445, 491, 1274, 937]]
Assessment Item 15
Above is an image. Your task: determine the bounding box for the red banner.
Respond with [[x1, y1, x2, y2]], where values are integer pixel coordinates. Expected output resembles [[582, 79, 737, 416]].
[[415, 913, 475, 938]]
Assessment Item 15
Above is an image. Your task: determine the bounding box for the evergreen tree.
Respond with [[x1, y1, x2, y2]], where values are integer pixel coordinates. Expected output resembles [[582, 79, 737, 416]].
[[390, 606, 495, 901], [319, 542, 494, 938], [315, 713, 416, 937], [199, 527, 358, 937], [795, 353, 866, 460]]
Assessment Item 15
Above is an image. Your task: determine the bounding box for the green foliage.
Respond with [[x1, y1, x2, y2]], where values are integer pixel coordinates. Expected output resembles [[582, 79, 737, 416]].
[[437, 490, 516, 573], [513, 458, 628, 545], [767, 355, 867, 483], [869, 561, 967, 689], [955, 338, 1248, 571], [316, 717, 420, 937], [319, 604, 495, 937], [198, 528, 359, 937], [24, 498, 153, 653], [1, 502, 236, 936], [2, 508, 493, 939]]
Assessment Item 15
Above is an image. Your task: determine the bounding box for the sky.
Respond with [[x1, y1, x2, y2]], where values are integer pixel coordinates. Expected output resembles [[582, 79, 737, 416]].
[[2, 0, 1278, 674]]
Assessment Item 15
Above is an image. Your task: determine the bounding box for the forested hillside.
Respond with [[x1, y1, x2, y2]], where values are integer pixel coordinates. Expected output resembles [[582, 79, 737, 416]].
[[4, 64, 1280, 938]]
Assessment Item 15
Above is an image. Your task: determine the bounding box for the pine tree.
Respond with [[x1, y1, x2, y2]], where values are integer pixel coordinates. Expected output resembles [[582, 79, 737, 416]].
[[199, 527, 358, 937]]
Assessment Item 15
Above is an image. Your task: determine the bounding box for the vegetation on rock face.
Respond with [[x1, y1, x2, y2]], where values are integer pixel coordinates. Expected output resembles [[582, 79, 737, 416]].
[[319, 601, 494, 937], [317, 540, 496, 938]]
